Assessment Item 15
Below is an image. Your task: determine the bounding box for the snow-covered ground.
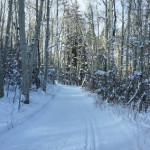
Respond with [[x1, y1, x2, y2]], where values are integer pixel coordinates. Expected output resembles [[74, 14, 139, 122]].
[[0, 84, 57, 133], [0, 84, 150, 150]]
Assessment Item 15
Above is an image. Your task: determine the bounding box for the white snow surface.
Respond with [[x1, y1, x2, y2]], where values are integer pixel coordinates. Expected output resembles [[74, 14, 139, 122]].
[[95, 70, 106, 76], [0, 84, 150, 150]]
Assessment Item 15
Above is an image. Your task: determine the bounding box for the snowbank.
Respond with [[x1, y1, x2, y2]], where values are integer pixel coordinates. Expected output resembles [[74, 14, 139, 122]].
[[0, 84, 58, 133]]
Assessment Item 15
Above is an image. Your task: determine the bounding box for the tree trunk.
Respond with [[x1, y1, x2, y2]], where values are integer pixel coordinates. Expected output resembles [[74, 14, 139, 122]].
[[4, 0, 13, 64], [0, 0, 4, 98], [43, 0, 50, 91], [18, 0, 30, 103], [119, 0, 124, 80], [0, 40, 4, 98], [29, 0, 44, 87], [125, 0, 132, 79]]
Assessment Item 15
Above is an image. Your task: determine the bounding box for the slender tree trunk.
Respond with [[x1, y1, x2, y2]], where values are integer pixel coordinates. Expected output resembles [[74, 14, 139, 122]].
[[125, 0, 132, 79], [138, 0, 143, 74], [147, 6, 150, 108], [0, 0, 6, 51], [119, 0, 124, 80], [14, 0, 19, 43], [145, 2, 150, 77], [4, 0, 13, 64], [105, 0, 110, 72], [36, 0, 41, 72], [0, 0, 4, 98], [18, 0, 29, 103], [110, 0, 116, 69], [0, 0, 3, 25], [96, 0, 100, 49], [56, 0, 59, 70], [43, 0, 50, 91], [89, 3, 98, 72], [29, 0, 44, 87], [125, 0, 132, 102], [0, 39, 4, 98]]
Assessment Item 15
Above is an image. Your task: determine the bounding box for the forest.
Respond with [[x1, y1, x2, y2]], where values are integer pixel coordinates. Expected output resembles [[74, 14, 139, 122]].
[[0, 0, 150, 113], [0, 0, 150, 150]]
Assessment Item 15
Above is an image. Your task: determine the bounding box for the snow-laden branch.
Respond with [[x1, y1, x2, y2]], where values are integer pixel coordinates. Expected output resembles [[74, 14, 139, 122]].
[[127, 82, 141, 105], [46, 42, 59, 51]]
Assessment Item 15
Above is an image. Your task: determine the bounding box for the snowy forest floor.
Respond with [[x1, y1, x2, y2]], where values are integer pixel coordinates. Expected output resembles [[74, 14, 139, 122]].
[[0, 84, 150, 150]]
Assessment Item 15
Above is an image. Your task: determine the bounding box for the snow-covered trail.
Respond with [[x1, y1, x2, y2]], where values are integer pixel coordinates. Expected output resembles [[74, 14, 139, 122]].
[[0, 84, 149, 150]]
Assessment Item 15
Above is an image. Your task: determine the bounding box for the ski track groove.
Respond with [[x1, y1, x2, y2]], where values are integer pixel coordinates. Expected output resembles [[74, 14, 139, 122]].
[[84, 105, 100, 150], [80, 103, 99, 150], [79, 104, 90, 150]]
